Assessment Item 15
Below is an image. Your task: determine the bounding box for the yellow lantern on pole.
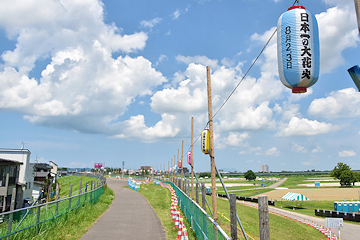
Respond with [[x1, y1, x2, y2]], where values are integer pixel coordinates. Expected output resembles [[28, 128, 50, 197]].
[[201, 129, 210, 154]]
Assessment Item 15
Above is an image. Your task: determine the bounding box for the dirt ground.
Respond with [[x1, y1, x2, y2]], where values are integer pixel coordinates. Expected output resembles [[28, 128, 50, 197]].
[[256, 188, 360, 201]]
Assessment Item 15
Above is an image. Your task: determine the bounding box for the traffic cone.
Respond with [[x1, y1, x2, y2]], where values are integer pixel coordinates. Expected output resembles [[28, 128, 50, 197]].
[[294, 215, 297, 221], [171, 206, 177, 222], [176, 217, 183, 240], [182, 225, 189, 240], [174, 210, 180, 229]]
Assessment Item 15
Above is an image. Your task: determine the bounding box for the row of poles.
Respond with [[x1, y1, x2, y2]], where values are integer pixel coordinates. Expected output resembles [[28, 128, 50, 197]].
[[153, 66, 217, 220], [152, 66, 251, 240]]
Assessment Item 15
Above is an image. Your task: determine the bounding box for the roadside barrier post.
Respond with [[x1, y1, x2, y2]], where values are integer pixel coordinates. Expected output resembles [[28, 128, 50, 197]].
[[90, 181, 93, 203], [68, 184, 73, 212], [85, 183, 88, 202], [7, 188, 16, 236], [230, 193, 237, 240], [201, 182, 206, 211], [78, 180, 82, 207], [258, 195, 270, 240], [196, 182, 199, 204], [36, 191, 41, 233], [55, 182, 59, 215]]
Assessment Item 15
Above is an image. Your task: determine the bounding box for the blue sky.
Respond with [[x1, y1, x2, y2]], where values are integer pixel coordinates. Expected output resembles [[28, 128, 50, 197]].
[[0, 0, 359, 172]]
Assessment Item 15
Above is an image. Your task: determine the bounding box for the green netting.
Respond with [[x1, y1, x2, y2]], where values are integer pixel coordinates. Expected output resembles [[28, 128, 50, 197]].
[[166, 182, 229, 240], [0, 185, 104, 239]]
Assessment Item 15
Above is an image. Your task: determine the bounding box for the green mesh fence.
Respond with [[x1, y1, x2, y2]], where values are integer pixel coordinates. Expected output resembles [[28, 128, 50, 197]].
[[166, 182, 230, 240], [0, 184, 104, 239]]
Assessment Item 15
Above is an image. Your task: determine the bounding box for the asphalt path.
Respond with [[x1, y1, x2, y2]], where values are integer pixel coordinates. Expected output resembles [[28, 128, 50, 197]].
[[81, 178, 166, 240], [268, 177, 288, 188]]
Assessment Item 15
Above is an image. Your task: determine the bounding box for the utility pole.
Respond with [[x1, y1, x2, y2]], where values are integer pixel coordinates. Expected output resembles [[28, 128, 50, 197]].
[[122, 161, 124, 179], [191, 116, 194, 200], [177, 150, 179, 187], [355, 0, 360, 34], [181, 141, 184, 191], [207, 66, 217, 222]]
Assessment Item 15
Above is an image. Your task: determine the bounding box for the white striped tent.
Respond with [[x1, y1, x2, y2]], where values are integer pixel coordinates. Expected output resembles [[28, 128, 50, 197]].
[[282, 192, 310, 201]]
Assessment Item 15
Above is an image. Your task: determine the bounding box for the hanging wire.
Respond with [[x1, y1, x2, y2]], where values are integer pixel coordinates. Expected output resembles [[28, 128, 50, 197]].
[[187, 0, 299, 153], [185, 27, 277, 155], [211, 28, 277, 121]]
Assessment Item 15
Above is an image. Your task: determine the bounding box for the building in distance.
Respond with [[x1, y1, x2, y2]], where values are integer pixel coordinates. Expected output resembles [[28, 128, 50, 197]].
[[260, 164, 269, 173]]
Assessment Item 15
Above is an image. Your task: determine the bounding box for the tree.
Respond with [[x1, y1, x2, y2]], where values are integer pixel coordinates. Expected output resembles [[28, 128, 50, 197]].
[[339, 170, 355, 186], [244, 170, 256, 181], [330, 162, 351, 180], [352, 171, 360, 186]]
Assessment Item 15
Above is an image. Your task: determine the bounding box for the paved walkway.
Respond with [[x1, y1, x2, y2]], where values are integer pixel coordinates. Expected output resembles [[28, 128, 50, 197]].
[[81, 178, 166, 240], [268, 177, 287, 188]]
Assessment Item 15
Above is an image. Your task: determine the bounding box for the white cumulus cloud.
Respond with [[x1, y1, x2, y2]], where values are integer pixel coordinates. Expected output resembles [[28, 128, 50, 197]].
[[339, 150, 357, 157], [276, 117, 338, 137], [308, 88, 360, 119], [265, 147, 280, 156]]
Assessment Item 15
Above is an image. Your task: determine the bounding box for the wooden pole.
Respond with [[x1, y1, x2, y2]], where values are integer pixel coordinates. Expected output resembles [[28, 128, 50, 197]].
[[258, 195, 270, 240], [355, 0, 360, 34], [181, 141, 184, 191], [230, 193, 238, 240], [207, 66, 217, 222], [55, 182, 59, 215], [191, 116, 194, 200], [196, 182, 199, 204], [177, 150, 179, 187], [7, 188, 16, 235], [3, 173, 9, 212], [68, 184, 73, 212], [201, 182, 206, 211]]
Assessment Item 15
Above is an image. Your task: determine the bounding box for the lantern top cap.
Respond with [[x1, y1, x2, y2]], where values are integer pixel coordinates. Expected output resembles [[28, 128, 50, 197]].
[[287, 5, 305, 11]]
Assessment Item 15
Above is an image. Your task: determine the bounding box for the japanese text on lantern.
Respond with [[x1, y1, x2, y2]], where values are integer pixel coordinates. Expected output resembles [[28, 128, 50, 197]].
[[300, 12, 311, 80], [285, 26, 292, 69]]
